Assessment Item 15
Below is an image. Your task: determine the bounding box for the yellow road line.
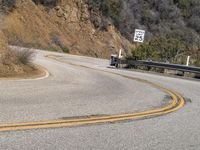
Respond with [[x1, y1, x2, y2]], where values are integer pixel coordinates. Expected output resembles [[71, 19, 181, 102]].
[[0, 55, 185, 132], [0, 88, 177, 127], [0, 91, 183, 132]]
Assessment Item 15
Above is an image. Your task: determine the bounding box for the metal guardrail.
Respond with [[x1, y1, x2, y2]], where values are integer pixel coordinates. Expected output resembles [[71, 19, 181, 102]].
[[117, 59, 200, 74]]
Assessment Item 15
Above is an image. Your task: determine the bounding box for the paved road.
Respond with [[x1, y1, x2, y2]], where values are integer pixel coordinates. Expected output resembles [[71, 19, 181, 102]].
[[0, 48, 199, 150]]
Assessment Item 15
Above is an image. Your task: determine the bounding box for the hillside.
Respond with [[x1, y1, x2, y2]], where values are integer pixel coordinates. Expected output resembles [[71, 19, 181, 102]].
[[0, 1, 42, 77], [1, 0, 200, 76], [1, 0, 130, 58], [0, 4, 23, 77], [87, 0, 200, 65]]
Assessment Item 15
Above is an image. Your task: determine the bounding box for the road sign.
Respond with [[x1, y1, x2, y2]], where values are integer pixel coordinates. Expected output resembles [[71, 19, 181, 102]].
[[133, 29, 145, 43]]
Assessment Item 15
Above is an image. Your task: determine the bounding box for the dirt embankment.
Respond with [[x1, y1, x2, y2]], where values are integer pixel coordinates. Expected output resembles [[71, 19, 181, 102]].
[[2, 0, 131, 58], [0, 31, 43, 78], [0, 14, 42, 78]]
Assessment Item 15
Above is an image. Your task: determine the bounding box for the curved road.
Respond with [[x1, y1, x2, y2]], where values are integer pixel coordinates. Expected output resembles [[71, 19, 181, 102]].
[[0, 48, 199, 150]]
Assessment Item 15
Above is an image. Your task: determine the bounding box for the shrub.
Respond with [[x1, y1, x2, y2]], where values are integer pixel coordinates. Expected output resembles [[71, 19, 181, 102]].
[[32, 0, 59, 7], [62, 47, 70, 53], [194, 59, 200, 67], [51, 34, 64, 49], [188, 16, 200, 33], [86, 0, 124, 29], [14, 49, 35, 65], [174, 0, 192, 17], [50, 34, 70, 53], [132, 36, 186, 63], [2, 0, 16, 12]]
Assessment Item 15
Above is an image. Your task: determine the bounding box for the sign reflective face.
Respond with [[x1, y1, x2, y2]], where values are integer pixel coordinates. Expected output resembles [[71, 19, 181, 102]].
[[133, 29, 145, 43]]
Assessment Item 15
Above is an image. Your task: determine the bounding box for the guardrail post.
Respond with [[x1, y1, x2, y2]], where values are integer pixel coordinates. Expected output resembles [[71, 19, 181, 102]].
[[186, 56, 190, 66]]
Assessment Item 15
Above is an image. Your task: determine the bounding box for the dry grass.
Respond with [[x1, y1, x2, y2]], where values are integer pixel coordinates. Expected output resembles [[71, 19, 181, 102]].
[[0, 31, 39, 77], [0, 31, 7, 52], [0, 4, 39, 77], [14, 49, 35, 65]]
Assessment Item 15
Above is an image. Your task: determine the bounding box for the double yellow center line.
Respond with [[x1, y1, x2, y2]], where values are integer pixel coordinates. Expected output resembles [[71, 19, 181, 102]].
[[0, 55, 185, 132]]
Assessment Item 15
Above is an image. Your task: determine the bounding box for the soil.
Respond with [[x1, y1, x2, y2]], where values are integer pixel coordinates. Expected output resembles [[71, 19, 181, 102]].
[[0, 64, 46, 79]]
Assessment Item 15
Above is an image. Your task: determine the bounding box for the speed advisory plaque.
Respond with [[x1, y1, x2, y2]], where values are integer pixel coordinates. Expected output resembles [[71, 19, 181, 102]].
[[133, 29, 145, 43]]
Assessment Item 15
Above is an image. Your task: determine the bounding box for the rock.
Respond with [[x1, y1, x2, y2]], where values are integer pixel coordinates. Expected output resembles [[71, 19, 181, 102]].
[[63, 13, 69, 20], [64, 5, 71, 13], [55, 6, 61, 11], [57, 9, 64, 17]]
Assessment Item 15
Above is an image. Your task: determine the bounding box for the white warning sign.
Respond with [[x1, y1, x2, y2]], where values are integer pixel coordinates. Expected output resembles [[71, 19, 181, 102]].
[[133, 29, 145, 43]]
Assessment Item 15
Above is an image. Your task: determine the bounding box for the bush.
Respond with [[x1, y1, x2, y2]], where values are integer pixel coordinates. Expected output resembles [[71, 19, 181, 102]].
[[51, 34, 64, 48], [86, 0, 124, 29], [50, 34, 70, 53], [32, 0, 59, 7], [14, 49, 35, 65], [2, 0, 16, 12], [188, 16, 200, 33], [174, 0, 192, 17], [132, 36, 186, 63], [62, 47, 70, 53], [194, 59, 200, 67]]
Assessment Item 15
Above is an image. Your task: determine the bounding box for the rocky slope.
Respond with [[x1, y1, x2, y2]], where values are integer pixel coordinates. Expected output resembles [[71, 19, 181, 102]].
[[1, 0, 131, 58]]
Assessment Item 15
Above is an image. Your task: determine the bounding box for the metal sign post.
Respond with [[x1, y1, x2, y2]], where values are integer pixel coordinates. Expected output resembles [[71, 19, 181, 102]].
[[133, 29, 145, 43]]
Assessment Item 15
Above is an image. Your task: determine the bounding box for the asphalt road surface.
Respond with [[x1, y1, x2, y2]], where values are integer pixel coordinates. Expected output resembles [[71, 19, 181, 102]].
[[0, 47, 199, 150]]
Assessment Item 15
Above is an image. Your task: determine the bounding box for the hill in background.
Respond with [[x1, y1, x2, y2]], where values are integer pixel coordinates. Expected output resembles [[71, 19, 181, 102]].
[[87, 0, 200, 65], [1, 0, 200, 69]]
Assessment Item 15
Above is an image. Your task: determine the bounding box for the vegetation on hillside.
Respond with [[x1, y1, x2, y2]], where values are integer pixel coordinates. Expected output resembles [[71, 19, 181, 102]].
[[1, 0, 200, 66], [87, 0, 200, 66], [0, 1, 37, 77], [1, 0, 16, 12], [32, 0, 59, 7]]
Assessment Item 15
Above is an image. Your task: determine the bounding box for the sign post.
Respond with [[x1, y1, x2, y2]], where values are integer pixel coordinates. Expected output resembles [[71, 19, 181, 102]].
[[133, 29, 145, 43]]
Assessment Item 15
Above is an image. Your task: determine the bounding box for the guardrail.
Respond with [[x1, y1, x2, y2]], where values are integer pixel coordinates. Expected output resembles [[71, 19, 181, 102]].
[[117, 59, 200, 74]]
